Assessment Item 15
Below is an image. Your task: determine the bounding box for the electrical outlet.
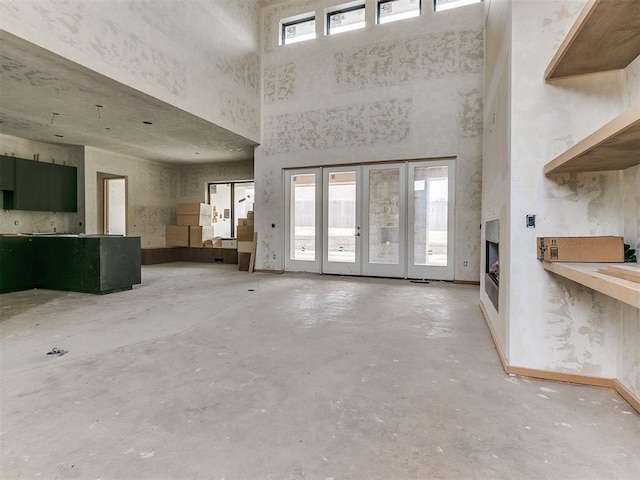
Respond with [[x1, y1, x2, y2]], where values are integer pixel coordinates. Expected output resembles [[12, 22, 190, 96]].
[[14, 220, 19, 225], [463, 261, 468, 267]]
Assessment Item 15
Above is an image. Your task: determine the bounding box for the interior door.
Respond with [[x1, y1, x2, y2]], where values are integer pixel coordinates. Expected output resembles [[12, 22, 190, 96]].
[[407, 160, 455, 280], [322, 166, 361, 275], [285, 169, 322, 273], [362, 164, 407, 278]]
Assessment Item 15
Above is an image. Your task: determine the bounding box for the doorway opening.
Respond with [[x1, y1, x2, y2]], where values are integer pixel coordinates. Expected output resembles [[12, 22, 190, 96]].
[[208, 181, 255, 238], [103, 177, 126, 235]]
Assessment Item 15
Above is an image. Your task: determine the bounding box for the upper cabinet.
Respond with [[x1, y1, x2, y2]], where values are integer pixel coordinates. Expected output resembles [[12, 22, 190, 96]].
[[1, 157, 77, 212], [545, 0, 640, 80], [0, 156, 15, 191]]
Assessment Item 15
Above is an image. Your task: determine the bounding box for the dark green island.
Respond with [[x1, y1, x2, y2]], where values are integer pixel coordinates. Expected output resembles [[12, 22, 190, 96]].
[[0, 234, 141, 294]]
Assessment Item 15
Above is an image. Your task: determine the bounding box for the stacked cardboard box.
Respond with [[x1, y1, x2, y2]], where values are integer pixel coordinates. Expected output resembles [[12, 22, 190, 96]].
[[237, 211, 255, 271], [166, 203, 215, 247], [236, 211, 254, 253]]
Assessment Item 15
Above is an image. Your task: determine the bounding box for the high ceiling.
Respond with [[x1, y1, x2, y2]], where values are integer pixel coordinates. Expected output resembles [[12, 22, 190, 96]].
[[0, 31, 257, 165]]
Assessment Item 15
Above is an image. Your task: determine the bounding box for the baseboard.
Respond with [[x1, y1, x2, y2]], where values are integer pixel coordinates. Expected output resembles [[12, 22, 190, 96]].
[[479, 302, 509, 371], [478, 302, 640, 414], [506, 366, 615, 389], [614, 380, 640, 413], [253, 269, 284, 274], [454, 280, 480, 285]]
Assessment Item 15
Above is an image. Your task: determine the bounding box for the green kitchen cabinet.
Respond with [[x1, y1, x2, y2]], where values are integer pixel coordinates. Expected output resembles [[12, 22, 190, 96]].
[[12, 157, 48, 211], [0, 155, 15, 190], [47, 162, 77, 212], [1, 157, 77, 212], [0, 236, 37, 293]]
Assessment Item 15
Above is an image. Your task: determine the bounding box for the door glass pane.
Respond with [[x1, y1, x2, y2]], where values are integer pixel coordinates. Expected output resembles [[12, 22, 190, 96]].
[[327, 171, 356, 263], [368, 168, 400, 264], [234, 182, 255, 236], [413, 166, 448, 266], [291, 174, 316, 261]]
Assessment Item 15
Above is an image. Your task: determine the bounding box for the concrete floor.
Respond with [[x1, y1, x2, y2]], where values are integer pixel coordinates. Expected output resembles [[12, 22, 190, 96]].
[[1, 264, 639, 480]]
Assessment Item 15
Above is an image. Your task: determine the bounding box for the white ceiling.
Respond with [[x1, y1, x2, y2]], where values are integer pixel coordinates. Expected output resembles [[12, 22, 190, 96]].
[[0, 31, 257, 165]]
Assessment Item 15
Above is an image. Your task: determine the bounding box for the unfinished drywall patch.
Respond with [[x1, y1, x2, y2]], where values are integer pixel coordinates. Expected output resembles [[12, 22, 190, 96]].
[[459, 88, 483, 138], [0, 133, 84, 235], [333, 28, 484, 91], [264, 62, 297, 104], [263, 98, 412, 156], [544, 277, 621, 377]]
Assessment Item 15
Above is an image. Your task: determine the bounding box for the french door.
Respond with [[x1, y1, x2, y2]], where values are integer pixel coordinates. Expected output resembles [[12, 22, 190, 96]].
[[285, 160, 454, 280], [285, 169, 322, 273]]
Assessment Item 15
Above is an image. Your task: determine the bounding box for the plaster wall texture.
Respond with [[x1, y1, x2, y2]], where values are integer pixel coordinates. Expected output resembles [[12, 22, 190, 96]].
[[504, 0, 639, 398], [177, 160, 254, 204], [256, 0, 484, 277], [83, 146, 178, 248], [0, 0, 261, 143], [480, 0, 511, 359], [0, 133, 85, 234]]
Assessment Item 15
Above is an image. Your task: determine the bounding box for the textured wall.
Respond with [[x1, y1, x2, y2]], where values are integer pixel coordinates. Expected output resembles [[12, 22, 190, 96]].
[[257, 0, 484, 278], [504, 0, 638, 397], [481, 0, 511, 357], [84, 147, 178, 248], [0, 133, 85, 234], [0, 0, 261, 142], [177, 160, 254, 204]]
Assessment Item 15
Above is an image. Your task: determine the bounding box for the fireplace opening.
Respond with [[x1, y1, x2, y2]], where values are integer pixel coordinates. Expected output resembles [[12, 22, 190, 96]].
[[484, 219, 499, 311], [487, 241, 499, 285]]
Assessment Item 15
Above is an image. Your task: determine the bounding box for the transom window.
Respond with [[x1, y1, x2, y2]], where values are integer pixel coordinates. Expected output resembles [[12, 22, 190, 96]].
[[281, 13, 316, 45], [327, 3, 366, 35], [434, 0, 482, 12], [377, 0, 421, 24]]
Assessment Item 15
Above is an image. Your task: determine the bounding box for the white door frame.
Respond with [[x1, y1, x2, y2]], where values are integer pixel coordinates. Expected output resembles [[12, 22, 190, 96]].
[[284, 168, 322, 273], [362, 163, 407, 278], [407, 159, 455, 280], [322, 166, 362, 276]]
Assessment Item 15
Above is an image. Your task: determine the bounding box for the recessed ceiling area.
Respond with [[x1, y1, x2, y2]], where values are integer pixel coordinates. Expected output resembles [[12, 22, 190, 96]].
[[0, 31, 257, 165]]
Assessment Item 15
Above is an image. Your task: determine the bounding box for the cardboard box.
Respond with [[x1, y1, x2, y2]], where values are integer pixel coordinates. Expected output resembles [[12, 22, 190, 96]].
[[537, 236, 624, 262], [177, 214, 211, 226], [211, 237, 223, 248], [238, 252, 251, 271], [177, 203, 212, 216], [236, 225, 254, 241], [247, 211, 254, 227], [166, 225, 189, 247], [238, 218, 248, 226], [189, 226, 216, 248], [221, 239, 237, 249], [237, 241, 253, 253]]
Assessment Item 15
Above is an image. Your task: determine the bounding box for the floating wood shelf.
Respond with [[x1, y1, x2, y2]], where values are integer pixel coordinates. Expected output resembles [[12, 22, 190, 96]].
[[545, 0, 640, 79], [544, 104, 640, 174], [542, 262, 640, 309]]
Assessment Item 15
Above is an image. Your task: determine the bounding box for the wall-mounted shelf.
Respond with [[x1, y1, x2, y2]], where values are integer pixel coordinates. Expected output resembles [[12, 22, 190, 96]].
[[544, 104, 640, 174], [545, 0, 640, 79], [542, 262, 640, 309]]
